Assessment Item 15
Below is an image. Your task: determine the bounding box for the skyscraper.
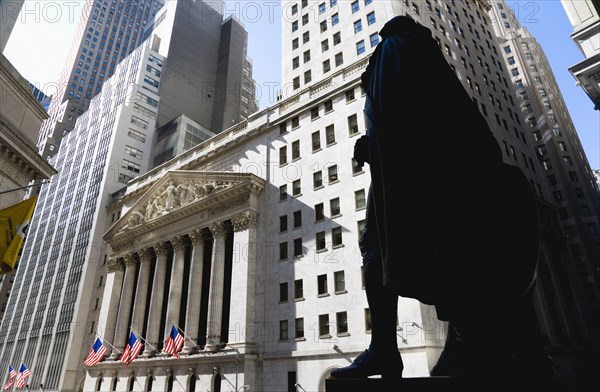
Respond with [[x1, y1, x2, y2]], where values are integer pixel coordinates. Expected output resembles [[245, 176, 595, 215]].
[[0, 1, 256, 389], [36, 0, 165, 162], [0, 0, 25, 52]]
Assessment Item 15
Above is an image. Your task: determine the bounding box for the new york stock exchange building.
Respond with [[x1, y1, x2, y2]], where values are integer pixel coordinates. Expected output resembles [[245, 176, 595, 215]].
[[84, 65, 444, 392]]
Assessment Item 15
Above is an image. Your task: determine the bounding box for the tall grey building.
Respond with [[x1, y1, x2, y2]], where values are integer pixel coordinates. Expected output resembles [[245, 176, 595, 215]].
[[36, 0, 165, 161], [0, 1, 255, 390], [561, 0, 600, 109], [489, 1, 600, 384]]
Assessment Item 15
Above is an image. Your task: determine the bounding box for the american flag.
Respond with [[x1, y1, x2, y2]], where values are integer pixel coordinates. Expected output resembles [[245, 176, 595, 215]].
[[120, 331, 143, 366], [15, 363, 30, 389], [3, 365, 16, 390], [84, 338, 107, 367], [164, 325, 185, 358]]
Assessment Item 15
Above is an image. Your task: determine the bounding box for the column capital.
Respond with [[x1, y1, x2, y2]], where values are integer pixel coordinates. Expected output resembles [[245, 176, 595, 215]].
[[232, 210, 259, 232], [189, 228, 206, 244], [138, 248, 153, 263], [171, 235, 186, 250], [107, 257, 124, 273], [124, 253, 138, 268], [209, 221, 228, 237], [153, 242, 168, 256]]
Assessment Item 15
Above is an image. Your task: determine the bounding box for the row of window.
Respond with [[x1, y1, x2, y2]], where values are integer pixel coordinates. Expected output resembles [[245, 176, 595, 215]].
[[279, 190, 365, 233], [277, 226, 344, 260]]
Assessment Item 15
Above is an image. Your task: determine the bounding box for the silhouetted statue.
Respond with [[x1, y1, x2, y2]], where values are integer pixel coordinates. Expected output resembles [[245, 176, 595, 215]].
[[331, 15, 555, 383]]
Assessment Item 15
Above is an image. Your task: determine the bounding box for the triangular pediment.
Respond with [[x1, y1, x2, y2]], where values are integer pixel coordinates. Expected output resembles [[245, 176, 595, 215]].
[[104, 171, 264, 242]]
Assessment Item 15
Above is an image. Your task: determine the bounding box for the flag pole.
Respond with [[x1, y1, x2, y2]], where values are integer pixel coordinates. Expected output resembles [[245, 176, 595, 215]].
[[99, 337, 122, 354], [130, 328, 157, 351], [171, 320, 204, 352]]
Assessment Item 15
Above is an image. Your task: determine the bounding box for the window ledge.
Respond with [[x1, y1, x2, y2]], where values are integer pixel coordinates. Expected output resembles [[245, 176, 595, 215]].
[[319, 334, 332, 339], [280, 162, 288, 167], [292, 126, 300, 131], [329, 179, 340, 185], [311, 116, 321, 121], [352, 170, 365, 176], [314, 185, 324, 191], [324, 109, 334, 115], [316, 248, 327, 253], [318, 293, 330, 298], [279, 300, 288, 304], [292, 157, 301, 162], [331, 213, 342, 219], [294, 297, 305, 302], [346, 98, 356, 104], [326, 141, 337, 147], [295, 337, 306, 342], [355, 206, 366, 212], [334, 289, 348, 295], [293, 193, 303, 198], [293, 226, 302, 231], [337, 332, 350, 337], [349, 132, 360, 138], [312, 148, 322, 153], [332, 244, 345, 249]]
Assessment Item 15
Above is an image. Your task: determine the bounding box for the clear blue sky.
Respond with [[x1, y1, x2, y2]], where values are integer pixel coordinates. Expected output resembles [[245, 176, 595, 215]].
[[5, 0, 598, 168]]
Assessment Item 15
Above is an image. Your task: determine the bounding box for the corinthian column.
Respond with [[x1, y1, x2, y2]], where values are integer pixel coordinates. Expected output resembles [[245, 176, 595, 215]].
[[99, 257, 124, 357], [183, 228, 206, 354], [228, 211, 259, 348], [143, 242, 168, 357], [204, 221, 228, 352], [165, 235, 186, 339], [110, 254, 138, 359], [130, 248, 152, 334]]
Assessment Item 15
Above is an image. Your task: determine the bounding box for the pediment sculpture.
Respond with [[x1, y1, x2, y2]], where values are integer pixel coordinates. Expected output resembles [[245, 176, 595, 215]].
[[117, 178, 231, 233]]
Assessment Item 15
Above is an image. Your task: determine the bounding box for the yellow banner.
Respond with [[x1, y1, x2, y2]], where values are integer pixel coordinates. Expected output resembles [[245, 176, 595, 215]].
[[0, 196, 37, 274]]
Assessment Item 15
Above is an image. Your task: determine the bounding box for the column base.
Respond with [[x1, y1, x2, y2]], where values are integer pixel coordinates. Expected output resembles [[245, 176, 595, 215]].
[[141, 350, 157, 358]]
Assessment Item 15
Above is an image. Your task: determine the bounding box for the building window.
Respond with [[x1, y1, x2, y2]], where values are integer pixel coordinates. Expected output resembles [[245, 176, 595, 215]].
[[293, 210, 302, 228], [370, 33, 380, 47], [352, 158, 362, 174], [336, 311, 348, 334], [328, 165, 339, 183], [351, 0, 360, 13], [280, 122, 287, 135], [326, 125, 335, 145], [356, 40, 366, 55], [365, 308, 372, 332], [295, 318, 304, 339], [314, 171, 323, 188], [319, 314, 330, 337], [279, 185, 288, 201], [323, 59, 331, 73], [322, 39, 329, 52], [303, 50, 311, 63], [292, 179, 301, 196], [335, 52, 343, 66], [302, 13, 309, 25], [332, 13, 339, 26], [354, 20, 363, 33], [294, 279, 303, 299], [333, 32, 341, 45], [279, 320, 288, 340], [304, 70, 312, 84], [319, 2, 326, 14], [316, 231, 326, 251], [293, 77, 300, 90], [303, 31, 310, 44], [292, 21, 298, 32], [318, 274, 328, 295], [330, 197, 341, 216], [332, 227, 343, 247], [291, 4, 298, 14], [355, 189, 366, 209], [291, 116, 300, 129], [346, 89, 356, 102], [348, 114, 359, 135], [280, 282, 288, 302], [312, 131, 321, 151], [315, 203, 325, 221], [279, 242, 288, 260], [280, 215, 288, 232], [320, 21, 328, 33], [324, 99, 333, 113], [294, 238, 303, 256], [367, 11, 376, 25], [311, 106, 319, 120], [292, 140, 301, 160], [334, 270, 345, 292], [279, 146, 287, 165], [292, 38, 299, 50]]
